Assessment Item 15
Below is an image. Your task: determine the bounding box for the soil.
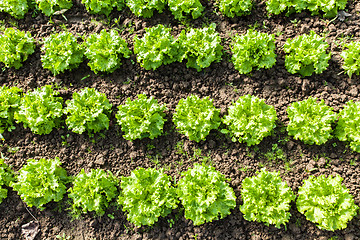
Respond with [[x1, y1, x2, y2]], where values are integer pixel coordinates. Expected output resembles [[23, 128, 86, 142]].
[[1, 0, 360, 239]]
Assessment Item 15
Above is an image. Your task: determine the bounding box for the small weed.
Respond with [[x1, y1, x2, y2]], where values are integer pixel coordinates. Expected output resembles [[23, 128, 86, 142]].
[[147, 153, 161, 167], [7, 147, 19, 154], [264, 144, 286, 163], [162, 163, 172, 171], [332, 142, 337, 148], [81, 74, 90, 81], [334, 34, 353, 48], [167, 218, 175, 228], [350, 159, 357, 166], [123, 77, 132, 85], [175, 140, 187, 156], [290, 19, 301, 27], [284, 161, 292, 172], [147, 144, 155, 150], [258, 162, 265, 168], [189, 148, 202, 161], [325, 159, 332, 168], [61, 134, 70, 146], [56, 233, 71, 240], [225, 82, 239, 93], [275, 30, 283, 37], [248, 21, 260, 30], [240, 166, 249, 172]]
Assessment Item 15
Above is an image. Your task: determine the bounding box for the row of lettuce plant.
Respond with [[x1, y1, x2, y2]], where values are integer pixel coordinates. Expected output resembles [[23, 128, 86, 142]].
[[1, 26, 360, 77], [0, 0, 346, 19], [0, 158, 358, 231], [2, 85, 360, 153]]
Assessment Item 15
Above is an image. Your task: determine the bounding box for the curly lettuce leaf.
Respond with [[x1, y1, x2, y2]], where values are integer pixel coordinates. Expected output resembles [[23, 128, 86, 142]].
[[0, 86, 22, 134], [15, 85, 63, 135], [0, 28, 35, 69], [217, 0, 253, 17], [284, 31, 331, 77], [68, 169, 119, 217], [240, 168, 295, 228], [341, 41, 360, 78], [335, 100, 360, 152], [35, 0, 73, 16], [84, 29, 131, 73], [11, 157, 69, 210], [118, 168, 178, 227], [0, 159, 14, 204], [0, 0, 29, 19], [116, 94, 167, 140], [297, 175, 358, 231], [134, 24, 179, 70], [65, 88, 112, 135], [222, 95, 277, 146], [231, 29, 276, 74], [126, 0, 166, 17], [168, 0, 204, 20], [177, 163, 236, 226], [178, 23, 223, 72], [286, 97, 337, 145], [173, 95, 221, 142], [41, 32, 84, 76], [82, 0, 124, 15]]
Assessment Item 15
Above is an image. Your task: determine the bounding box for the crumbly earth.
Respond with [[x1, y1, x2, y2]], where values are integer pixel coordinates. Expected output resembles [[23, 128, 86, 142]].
[[1, 0, 360, 239]]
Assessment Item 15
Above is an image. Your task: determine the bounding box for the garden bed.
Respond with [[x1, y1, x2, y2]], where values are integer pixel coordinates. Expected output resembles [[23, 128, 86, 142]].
[[1, 0, 360, 239]]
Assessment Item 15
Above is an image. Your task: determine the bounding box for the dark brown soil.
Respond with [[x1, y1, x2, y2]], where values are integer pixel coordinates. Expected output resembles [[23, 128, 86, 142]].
[[1, 0, 360, 239]]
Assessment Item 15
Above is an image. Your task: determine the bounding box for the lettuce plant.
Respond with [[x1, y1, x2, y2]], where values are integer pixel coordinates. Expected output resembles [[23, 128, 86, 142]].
[[0, 28, 35, 69], [284, 31, 331, 77], [68, 169, 119, 217], [286, 97, 337, 145], [0, 159, 14, 204], [341, 41, 360, 78], [178, 24, 223, 71], [118, 168, 178, 227], [231, 29, 276, 74], [240, 168, 295, 228], [0, 86, 22, 134], [305, 0, 347, 18], [173, 95, 221, 142], [221, 95, 277, 146], [0, 0, 29, 19], [115, 94, 167, 141], [15, 85, 63, 135], [266, 0, 347, 17], [41, 32, 84, 76], [134, 24, 180, 70], [126, 0, 166, 18], [177, 164, 236, 226], [217, 0, 253, 17], [266, 0, 307, 15], [335, 100, 360, 152], [84, 29, 131, 73], [168, 0, 204, 20], [297, 175, 358, 231], [65, 88, 112, 136], [11, 158, 69, 210], [82, 0, 124, 15], [35, 0, 72, 16]]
